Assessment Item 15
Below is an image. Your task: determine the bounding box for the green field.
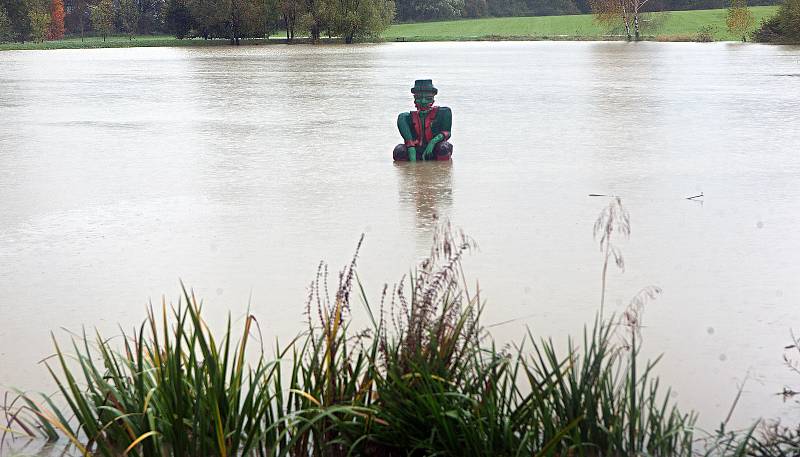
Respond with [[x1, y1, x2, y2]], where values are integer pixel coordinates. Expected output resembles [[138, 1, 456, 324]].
[[385, 6, 779, 41], [0, 6, 781, 51]]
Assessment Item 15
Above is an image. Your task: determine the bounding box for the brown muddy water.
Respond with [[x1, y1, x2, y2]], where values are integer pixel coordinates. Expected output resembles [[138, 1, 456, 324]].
[[1, 42, 800, 453]]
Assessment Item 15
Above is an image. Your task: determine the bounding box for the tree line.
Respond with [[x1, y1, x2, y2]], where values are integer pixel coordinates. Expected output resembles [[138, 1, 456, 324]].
[[1, 0, 163, 41], [0, 0, 394, 43], [1, 0, 65, 42], [1, 0, 786, 43]]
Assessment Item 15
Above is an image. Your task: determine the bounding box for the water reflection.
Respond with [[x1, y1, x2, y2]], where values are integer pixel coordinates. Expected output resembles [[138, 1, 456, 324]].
[[0, 440, 72, 457], [395, 161, 453, 235], [3, 43, 800, 435]]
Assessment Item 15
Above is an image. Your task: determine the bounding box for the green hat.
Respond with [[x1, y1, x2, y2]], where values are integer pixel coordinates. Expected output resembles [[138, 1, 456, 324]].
[[411, 79, 438, 95]]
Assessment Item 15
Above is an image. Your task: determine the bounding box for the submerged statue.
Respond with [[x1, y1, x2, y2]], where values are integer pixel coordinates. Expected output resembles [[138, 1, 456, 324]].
[[393, 79, 453, 161]]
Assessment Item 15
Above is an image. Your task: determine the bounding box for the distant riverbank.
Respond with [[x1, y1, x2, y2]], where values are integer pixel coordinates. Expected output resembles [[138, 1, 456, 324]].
[[0, 6, 780, 51], [385, 6, 778, 42]]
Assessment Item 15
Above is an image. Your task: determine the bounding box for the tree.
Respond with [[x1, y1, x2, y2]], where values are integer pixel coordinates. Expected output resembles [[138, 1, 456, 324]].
[[165, 0, 191, 37], [463, 0, 487, 17], [395, 0, 461, 21], [415, 0, 462, 19], [90, 0, 113, 40], [119, 0, 140, 38], [211, 0, 262, 44], [261, 0, 282, 37], [591, 0, 638, 40], [239, 0, 268, 37], [188, 0, 222, 38], [529, 0, 577, 15], [485, 0, 526, 17], [279, 0, 301, 40], [726, 0, 754, 40], [753, 0, 798, 42], [330, 0, 392, 43], [1, 0, 33, 41], [46, 0, 63, 39], [0, 5, 13, 41], [26, 0, 50, 41], [64, 0, 90, 40], [299, 0, 329, 42]]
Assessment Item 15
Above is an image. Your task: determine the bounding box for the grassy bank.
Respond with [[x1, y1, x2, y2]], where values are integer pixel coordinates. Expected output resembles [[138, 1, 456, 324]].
[[0, 34, 292, 51], [0, 6, 781, 51], [385, 6, 779, 41]]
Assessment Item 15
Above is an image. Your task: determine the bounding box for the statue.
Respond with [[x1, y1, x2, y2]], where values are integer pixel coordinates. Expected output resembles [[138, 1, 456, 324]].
[[393, 79, 453, 161]]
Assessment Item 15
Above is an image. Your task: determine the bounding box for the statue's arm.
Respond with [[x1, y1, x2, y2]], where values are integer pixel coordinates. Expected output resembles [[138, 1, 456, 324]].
[[423, 107, 452, 159], [398, 113, 417, 143], [397, 112, 418, 161], [438, 107, 452, 141]]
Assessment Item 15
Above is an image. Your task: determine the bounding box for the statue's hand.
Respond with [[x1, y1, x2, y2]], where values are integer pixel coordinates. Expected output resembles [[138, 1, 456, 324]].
[[408, 147, 417, 162], [423, 144, 435, 160], [423, 134, 445, 160]]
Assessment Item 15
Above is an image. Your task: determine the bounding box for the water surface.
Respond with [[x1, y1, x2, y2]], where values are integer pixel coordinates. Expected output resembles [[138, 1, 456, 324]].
[[2, 42, 800, 439]]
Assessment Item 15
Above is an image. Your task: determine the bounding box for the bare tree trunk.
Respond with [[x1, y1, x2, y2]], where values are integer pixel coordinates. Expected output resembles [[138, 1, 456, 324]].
[[310, 23, 320, 43], [632, 0, 648, 40], [618, 0, 632, 40], [283, 14, 291, 42]]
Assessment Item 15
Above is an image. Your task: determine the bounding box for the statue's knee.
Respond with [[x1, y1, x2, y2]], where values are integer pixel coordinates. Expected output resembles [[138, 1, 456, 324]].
[[393, 144, 409, 161], [434, 141, 453, 160]]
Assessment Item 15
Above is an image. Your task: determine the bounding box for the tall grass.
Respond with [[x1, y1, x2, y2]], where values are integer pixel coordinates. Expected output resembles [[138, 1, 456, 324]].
[[3, 214, 705, 456]]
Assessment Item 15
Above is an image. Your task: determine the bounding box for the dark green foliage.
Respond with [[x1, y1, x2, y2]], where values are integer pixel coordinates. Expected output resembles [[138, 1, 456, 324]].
[[187, 0, 220, 38], [645, 0, 776, 12], [463, 0, 487, 17], [0, 0, 31, 41], [753, 0, 800, 42], [0, 4, 13, 41], [396, 0, 583, 21], [90, 0, 113, 40], [166, 0, 191, 38], [63, 0, 90, 38], [136, 0, 168, 34], [395, 0, 463, 21], [528, 0, 578, 15], [330, 0, 394, 42], [752, 13, 782, 40], [696, 23, 716, 40]]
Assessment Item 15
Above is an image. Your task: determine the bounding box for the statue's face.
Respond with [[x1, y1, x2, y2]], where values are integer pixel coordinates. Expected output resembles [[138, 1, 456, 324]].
[[414, 92, 435, 111]]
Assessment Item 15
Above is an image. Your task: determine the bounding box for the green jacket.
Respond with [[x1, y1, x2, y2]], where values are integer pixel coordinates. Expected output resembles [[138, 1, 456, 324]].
[[397, 106, 452, 150]]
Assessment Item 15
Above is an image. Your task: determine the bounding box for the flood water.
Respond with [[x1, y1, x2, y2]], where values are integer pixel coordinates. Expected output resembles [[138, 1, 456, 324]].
[[2, 41, 800, 443]]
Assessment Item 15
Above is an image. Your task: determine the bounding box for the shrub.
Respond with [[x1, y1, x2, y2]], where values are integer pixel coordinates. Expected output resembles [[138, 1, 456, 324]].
[[1, 220, 701, 456], [697, 24, 716, 41], [753, 0, 800, 42]]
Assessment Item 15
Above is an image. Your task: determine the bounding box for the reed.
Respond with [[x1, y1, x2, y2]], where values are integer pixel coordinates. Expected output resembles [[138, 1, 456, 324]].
[[3, 219, 705, 456]]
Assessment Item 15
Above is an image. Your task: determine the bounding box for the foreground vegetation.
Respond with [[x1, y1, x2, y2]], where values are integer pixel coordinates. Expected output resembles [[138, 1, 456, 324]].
[[0, 236, 697, 455], [4, 201, 798, 456]]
